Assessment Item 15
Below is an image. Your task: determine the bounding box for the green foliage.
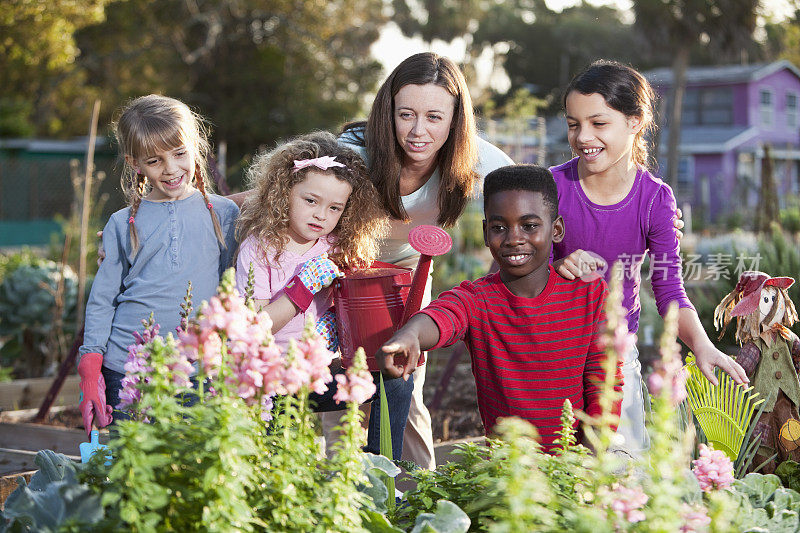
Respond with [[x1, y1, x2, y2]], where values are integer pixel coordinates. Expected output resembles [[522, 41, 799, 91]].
[[0, 260, 80, 377], [730, 473, 800, 531], [6, 0, 386, 176], [411, 500, 470, 533], [379, 374, 396, 514], [0, 451, 104, 532], [0, 97, 35, 137], [0, 0, 110, 137], [781, 207, 800, 234], [776, 460, 800, 493], [473, 2, 642, 108], [392, 442, 496, 529], [0, 249, 45, 283]]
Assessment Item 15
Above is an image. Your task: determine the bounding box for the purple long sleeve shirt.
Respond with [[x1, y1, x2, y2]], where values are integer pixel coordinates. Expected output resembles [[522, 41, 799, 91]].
[[550, 158, 694, 334]]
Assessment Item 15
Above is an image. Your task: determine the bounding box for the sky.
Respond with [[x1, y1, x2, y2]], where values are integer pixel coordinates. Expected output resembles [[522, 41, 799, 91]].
[[370, 0, 797, 93]]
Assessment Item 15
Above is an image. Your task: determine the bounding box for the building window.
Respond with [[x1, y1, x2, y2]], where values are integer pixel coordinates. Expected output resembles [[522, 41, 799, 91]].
[[681, 88, 732, 126], [760, 89, 774, 127], [676, 155, 694, 198], [787, 92, 798, 129]]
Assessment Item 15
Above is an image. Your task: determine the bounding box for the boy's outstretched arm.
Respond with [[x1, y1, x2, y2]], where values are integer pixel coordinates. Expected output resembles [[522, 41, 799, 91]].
[[377, 314, 441, 381]]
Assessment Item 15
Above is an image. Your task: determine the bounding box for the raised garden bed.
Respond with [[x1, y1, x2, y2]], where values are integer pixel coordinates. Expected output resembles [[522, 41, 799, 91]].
[[0, 376, 80, 412], [0, 420, 107, 508]]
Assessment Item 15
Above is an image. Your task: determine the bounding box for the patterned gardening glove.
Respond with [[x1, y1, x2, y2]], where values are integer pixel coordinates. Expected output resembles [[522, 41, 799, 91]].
[[77, 352, 113, 436], [314, 309, 339, 353], [284, 253, 343, 311]]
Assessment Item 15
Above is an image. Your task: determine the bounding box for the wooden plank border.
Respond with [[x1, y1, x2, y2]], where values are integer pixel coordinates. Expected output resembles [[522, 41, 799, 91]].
[[0, 376, 80, 411]]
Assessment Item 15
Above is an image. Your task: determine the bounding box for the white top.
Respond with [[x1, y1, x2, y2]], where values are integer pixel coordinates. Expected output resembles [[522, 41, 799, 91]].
[[339, 131, 514, 267]]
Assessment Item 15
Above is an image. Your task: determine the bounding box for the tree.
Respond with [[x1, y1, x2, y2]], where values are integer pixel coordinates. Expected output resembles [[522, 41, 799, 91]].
[[73, 0, 386, 183], [632, 0, 760, 188], [756, 144, 779, 233], [0, 0, 114, 137], [761, 4, 800, 66], [473, 1, 644, 109]]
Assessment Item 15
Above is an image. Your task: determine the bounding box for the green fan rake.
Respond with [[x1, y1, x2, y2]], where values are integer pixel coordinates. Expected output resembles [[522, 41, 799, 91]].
[[684, 356, 765, 461]]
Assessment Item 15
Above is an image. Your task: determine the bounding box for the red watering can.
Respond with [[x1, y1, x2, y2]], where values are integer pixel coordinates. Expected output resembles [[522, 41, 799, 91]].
[[335, 225, 452, 371]]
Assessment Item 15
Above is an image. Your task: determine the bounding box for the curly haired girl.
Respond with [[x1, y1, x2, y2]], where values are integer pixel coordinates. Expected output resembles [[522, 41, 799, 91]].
[[235, 132, 412, 458], [235, 130, 388, 349]]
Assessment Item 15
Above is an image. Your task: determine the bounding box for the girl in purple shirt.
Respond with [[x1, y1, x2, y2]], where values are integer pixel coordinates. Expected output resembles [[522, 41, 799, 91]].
[[550, 60, 748, 455]]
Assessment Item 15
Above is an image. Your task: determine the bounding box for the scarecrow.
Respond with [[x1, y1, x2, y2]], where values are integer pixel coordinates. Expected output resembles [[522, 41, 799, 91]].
[[714, 271, 800, 474]]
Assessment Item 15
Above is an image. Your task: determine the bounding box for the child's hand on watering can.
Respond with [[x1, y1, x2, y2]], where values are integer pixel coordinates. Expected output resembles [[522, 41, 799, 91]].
[[284, 253, 343, 312], [378, 330, 422, 381]]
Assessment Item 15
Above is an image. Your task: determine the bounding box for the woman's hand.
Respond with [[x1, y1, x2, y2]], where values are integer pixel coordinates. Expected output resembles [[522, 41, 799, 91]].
[[553, 249, 606, 281]]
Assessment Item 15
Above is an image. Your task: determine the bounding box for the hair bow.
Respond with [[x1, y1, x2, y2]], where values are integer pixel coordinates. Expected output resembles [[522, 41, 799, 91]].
[[293, 156, 346, 172]]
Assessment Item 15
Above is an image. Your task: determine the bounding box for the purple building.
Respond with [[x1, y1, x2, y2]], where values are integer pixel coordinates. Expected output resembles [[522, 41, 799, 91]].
[[646, 60, 800, 224]]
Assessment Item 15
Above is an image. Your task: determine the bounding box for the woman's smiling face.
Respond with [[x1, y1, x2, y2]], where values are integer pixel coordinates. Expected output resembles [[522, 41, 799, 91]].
[[393, 83, 455, 168]]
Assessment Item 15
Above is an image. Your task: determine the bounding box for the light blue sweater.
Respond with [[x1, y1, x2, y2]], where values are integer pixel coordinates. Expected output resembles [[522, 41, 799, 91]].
[[80, 192, 239, 373]]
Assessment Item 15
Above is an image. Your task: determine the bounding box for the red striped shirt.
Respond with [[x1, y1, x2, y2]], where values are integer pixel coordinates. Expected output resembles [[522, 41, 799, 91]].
[[421, 265, 623, 451]]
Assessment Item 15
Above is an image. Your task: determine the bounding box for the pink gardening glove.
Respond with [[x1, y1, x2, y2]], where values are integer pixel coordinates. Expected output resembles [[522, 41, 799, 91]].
[[284, 253, 343, 311], [77, 352, 113, 436]]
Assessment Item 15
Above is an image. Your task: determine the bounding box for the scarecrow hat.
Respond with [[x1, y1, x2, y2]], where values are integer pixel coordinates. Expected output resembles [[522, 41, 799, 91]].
[[730, 271, 795, 317]]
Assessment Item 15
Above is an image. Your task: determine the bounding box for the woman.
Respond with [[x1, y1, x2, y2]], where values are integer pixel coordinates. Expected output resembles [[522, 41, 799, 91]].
[[326, 52, 514, 470]]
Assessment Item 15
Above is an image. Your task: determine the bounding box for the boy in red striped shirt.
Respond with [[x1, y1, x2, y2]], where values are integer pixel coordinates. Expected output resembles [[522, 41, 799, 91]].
[[378, 165, 623, 451]]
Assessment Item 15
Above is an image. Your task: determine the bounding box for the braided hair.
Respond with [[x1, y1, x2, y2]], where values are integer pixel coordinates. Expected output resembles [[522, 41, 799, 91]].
[[113, 94, 224, 255]]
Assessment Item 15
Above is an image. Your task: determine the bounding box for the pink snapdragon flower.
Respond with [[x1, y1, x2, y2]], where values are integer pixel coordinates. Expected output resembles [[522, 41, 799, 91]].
[[648, 342, 688, 404], [602, 317, 635, 358], [118, 374, 141, 409], [261, 394, 274, 422], [296, 336, 335, 395], [692, 444, 734, 492], [680, 503, 711, 532], [166, 350, 194, 389], [132, 321, 160, 345], [608, 483, 648, 524], [333, 366, 376, 405], [175, 272, 337, 408]]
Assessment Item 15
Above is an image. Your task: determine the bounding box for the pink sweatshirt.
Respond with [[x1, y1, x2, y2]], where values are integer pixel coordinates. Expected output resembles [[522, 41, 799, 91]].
[[235, 235, 334, 349]]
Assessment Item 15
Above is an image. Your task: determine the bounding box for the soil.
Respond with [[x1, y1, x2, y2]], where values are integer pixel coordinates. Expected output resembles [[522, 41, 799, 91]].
[[0, 405, 84, 427], [423, 345, 484, 443]]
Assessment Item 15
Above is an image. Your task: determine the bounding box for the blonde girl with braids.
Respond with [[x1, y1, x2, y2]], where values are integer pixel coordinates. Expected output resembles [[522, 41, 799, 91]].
[[549, 60, 748, 457], [78, 95, 239, 434]]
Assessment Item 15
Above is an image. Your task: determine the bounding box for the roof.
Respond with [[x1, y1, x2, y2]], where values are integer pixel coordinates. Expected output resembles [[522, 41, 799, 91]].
[[645, 60, 800, 87], [658, 126, 758, 154], [0, 137, 114, 154]]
